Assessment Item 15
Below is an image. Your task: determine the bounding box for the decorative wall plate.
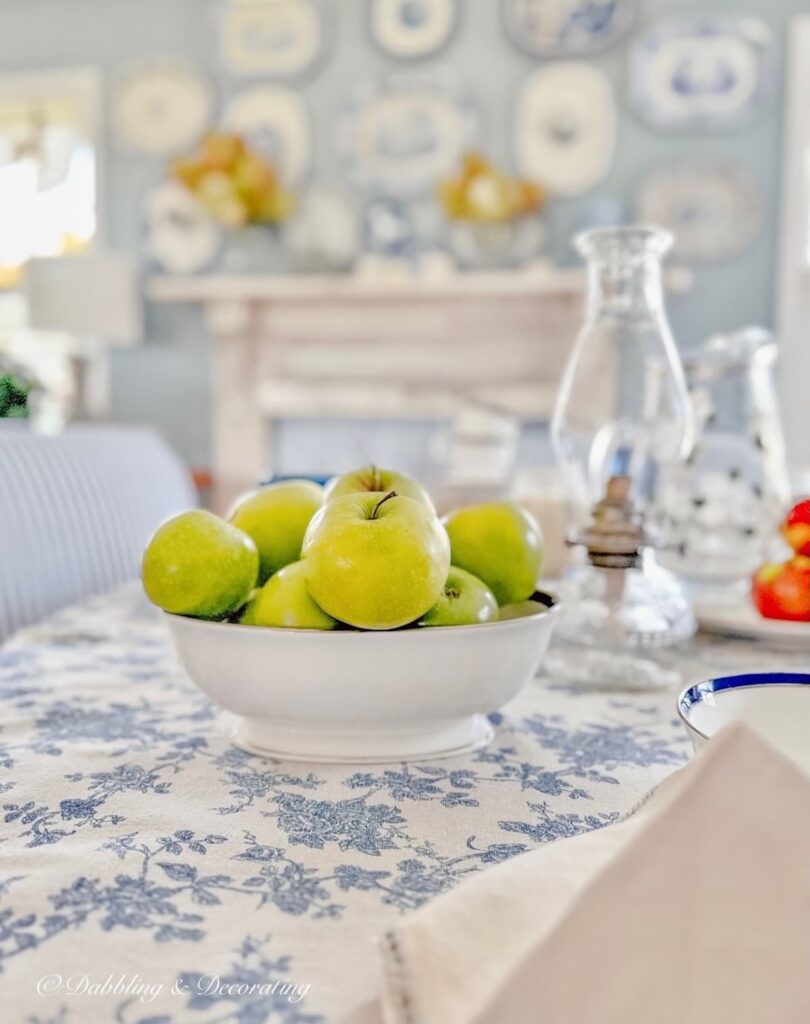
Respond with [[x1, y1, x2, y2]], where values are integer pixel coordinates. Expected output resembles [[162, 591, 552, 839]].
[[338, 72, 477, 196], [284, 188, 358, 271], [222, 86, 310, 184], [361, 195, 416, 259], [370, 0, 457, 59], [111, 59, 212, 155], [630, 16, 773, 130], [635, 159, 761, 264], [502, 0, 636, 57], [144, 181, 221, 273], [221, 0, 324, 79], [514, 63, 616, 197]]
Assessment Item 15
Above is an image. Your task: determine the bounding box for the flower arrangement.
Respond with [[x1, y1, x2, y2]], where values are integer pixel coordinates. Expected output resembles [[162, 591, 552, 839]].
[[439, 152, 545, 224], [171, 132, 294, 229]]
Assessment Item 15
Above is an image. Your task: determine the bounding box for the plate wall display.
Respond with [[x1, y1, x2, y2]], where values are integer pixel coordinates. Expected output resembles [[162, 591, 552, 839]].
[[635, 159, 761, 264], [220, 0, 325, 79], [222, 86, 310, 184], [144, 180, 221, 273], [502, 0, 636, 57], [284, 188, 359, 271], [110, 59, 212, 156], [338, 72, 478, 196], [630, 16, 773, 130], [370, 0, 458, 59], [514, 63, 616, 197]]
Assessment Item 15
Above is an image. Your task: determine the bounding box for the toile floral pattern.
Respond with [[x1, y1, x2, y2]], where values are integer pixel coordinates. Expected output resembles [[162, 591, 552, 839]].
[[2, 584, 800, 1022]]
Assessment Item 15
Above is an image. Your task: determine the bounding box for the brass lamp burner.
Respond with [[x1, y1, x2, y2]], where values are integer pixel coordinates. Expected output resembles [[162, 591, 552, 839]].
[[572, 475, 649, 570]]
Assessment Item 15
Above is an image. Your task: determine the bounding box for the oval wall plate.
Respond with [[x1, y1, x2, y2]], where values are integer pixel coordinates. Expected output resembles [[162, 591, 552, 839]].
[[338, 72, 478, 196], [370, 0, 458, 59], [502, 0, 636, 57], [515, 63, 616, 197], [630, 16, 773, 130], [635, 158, 761, 263], [222, 85, 311, 184], [220, 0, 325, 79], [144, 180, 221, 273], [111, 59, 212, 156]]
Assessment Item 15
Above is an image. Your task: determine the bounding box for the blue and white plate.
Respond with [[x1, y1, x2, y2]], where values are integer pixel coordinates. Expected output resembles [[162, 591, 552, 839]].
[[222, 85, 311, 185], [635, 158, 761, 264], [338, 71, 478, 196], [515, 63, 617, 197], [370, 0, 458, 59], [630, 16, 773, 130], [502, 0, 636, 58], [678, 673, 810, 774], [219, 0, 327, 79]]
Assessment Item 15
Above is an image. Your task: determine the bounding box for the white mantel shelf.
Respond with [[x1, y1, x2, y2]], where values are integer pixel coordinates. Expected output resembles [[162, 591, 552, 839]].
[[145, 266, 590, 304], [146, 265, 693, 305]]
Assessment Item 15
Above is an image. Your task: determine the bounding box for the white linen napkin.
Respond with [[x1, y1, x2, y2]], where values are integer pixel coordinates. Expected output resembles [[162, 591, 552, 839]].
[[344, 724, 810, 1024]]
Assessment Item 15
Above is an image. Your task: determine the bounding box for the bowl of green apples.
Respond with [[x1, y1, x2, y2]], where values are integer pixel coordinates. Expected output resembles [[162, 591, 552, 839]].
[[142, 466, 558, 763]]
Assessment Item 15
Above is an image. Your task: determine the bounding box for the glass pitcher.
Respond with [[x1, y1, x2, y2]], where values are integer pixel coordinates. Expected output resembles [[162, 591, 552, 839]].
[[655, 327, 791, 603]]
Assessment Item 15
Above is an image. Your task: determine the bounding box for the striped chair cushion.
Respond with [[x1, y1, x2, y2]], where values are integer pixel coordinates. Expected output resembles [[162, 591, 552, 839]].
[[0, 424, 196, 642]]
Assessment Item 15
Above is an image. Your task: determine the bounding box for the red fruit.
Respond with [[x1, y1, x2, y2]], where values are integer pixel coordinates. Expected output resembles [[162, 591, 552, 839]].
[[781, 499, 810, 557], [751, 556, 810, 622]]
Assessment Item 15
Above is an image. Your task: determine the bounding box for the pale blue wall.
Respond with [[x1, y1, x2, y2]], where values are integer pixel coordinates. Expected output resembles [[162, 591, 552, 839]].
[[0, 0, 804, 469]]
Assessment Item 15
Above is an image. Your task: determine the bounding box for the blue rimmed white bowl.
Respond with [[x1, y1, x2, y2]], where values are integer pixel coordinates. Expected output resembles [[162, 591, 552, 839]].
[[678, 673, 810, 773]]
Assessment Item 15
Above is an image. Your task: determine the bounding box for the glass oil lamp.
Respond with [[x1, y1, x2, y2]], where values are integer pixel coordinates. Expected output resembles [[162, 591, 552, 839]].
[[549, 226, 696, 687]]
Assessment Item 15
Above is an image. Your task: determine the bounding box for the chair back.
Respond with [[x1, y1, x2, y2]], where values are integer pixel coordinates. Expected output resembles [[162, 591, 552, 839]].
[[0, 424, 195, 642]]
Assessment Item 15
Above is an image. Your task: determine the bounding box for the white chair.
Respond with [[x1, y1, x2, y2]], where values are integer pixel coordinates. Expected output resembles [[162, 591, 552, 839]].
[[0, 424, 196, 642]]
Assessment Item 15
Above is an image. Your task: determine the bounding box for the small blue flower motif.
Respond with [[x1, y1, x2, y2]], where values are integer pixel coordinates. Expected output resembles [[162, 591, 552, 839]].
[[478, 843, 528, 865], [235, 844, 285, 864], [334, 865, 391, 892], [59, 798, 101, 821]]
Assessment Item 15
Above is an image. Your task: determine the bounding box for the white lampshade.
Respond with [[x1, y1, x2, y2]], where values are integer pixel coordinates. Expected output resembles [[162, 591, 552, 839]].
[[24, 254, 142, 345]]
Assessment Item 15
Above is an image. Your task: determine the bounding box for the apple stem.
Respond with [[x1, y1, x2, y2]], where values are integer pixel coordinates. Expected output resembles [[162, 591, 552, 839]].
[[370, 490, 397, 519]]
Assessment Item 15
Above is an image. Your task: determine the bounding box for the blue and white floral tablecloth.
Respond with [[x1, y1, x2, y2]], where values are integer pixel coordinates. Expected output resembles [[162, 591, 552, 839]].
[[2, 584, 805, 1024]]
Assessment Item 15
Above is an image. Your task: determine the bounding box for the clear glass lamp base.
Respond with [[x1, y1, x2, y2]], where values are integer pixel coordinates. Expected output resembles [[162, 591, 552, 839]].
[[547, 557, 697, 691]]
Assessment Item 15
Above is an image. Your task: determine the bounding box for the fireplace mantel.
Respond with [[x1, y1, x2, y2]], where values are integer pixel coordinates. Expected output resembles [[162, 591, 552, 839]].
[[146, 267, 691, 508]]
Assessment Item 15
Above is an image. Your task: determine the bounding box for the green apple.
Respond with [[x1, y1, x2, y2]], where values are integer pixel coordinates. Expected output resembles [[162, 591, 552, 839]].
[[229, 480, 323, 584], [442, 502, 543, 606], [302, 491, 450, 629], [498, 599, 546, 621], [245, 562, 337, 630], [324, 465, 433, 508], [237, 589, 260, 625], [418, 566, 498, 627], [142, 510, 258, 618]]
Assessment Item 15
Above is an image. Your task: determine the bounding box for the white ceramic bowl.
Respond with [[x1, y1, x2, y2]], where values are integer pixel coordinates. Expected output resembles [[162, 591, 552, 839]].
[[678, 672, 810, 774], [165, 592, 558, 763]]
